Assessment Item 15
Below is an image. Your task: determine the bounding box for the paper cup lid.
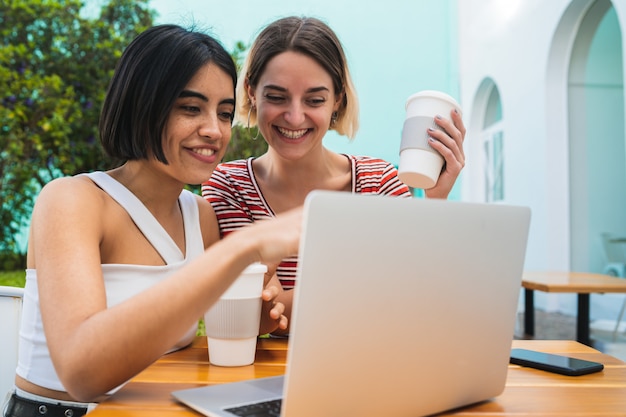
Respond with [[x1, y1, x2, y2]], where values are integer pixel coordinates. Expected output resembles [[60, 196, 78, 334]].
[[405, 90, 460, 110]]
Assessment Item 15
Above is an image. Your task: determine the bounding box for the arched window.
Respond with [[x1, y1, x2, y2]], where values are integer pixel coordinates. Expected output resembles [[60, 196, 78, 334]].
[[481, 85, 503, 202]]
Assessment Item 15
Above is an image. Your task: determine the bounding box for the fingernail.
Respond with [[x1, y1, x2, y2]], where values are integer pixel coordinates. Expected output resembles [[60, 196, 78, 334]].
[[435, 114, 443, 120], [428, 127, 435, 132]]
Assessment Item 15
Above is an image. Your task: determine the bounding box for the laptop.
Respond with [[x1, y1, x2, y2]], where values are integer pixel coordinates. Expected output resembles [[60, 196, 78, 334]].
[[173, 191, 531, 417]]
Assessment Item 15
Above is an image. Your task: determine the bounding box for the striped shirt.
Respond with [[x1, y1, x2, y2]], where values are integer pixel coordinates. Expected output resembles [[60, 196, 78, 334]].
[[202, 155, 411, 289]]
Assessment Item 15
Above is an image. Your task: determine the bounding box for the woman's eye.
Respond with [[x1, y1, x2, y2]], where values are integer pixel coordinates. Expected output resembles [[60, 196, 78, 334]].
[[181, 105, 200, 113], [265, 94, 285, 103], [308, 98, 326, 106], [219, 111, 235, 121]]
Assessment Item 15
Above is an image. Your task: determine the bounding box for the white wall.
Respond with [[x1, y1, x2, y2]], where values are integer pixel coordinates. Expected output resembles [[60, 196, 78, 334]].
[[459, 0, 573, 269], [458, 0, 626, 320]]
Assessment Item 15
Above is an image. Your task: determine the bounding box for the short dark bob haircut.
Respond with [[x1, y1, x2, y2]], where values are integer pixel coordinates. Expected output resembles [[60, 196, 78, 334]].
[[99, 24, 237, 164]]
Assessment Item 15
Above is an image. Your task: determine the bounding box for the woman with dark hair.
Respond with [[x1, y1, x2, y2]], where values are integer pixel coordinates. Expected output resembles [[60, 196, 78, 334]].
[[203, 16, 466, 335], [3, 24, 301, 416]]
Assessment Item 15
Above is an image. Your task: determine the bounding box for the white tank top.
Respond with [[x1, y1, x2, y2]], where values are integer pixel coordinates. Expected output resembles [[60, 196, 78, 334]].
[[16, 172, 205, 393]]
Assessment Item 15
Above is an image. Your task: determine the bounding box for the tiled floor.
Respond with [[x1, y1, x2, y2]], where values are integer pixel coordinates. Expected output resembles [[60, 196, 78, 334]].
[[589, 319, 626, 362], [516, 310, 626, 362]]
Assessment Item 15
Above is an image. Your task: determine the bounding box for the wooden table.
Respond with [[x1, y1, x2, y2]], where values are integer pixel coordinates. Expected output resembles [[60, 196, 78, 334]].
[[522, 271, 626, 346], [90, 336, 626, 416]]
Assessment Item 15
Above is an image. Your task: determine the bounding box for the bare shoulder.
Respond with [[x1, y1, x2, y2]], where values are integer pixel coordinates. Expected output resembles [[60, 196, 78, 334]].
[[34, 175, 107, 214], [193, 193, 220, 248], [31, 175, 112, 239], [28, 175, 110, 267]]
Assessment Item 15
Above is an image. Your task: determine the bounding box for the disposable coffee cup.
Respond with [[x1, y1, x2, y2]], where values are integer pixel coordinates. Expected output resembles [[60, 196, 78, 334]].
[[204, 262, 267, 366], [398, 90, 461, 189]]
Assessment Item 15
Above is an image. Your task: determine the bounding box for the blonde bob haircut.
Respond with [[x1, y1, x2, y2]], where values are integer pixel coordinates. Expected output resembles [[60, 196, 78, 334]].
[[236, 16, 359, 139]]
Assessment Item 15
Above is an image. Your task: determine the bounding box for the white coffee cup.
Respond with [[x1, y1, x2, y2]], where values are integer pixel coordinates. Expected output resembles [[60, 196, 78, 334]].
[[398, 90, 461, 189], [204, 262, 267, 366]]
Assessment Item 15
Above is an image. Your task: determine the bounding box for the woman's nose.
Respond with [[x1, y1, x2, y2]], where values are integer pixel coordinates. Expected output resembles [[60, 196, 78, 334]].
[[198, 115, 222, 139], [283, 102, 306, 126]]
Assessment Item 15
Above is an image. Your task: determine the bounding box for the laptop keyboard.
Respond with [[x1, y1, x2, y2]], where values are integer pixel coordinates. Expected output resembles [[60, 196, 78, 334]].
[[225, 399, 282, 417]]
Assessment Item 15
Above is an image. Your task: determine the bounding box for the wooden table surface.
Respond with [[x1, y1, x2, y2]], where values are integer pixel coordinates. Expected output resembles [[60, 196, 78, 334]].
[[522, 271, 626, 293], [521, 271, 626, 346], [89, 336, 626, 416]]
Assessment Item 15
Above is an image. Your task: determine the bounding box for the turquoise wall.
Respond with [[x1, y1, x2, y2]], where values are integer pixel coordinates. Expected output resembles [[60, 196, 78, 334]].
[[568, 5, 625, 273], [149, 0, 461, 197]]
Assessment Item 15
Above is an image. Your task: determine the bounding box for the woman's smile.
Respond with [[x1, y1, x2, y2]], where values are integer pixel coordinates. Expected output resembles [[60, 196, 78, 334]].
[[276, 126, 310, 139]]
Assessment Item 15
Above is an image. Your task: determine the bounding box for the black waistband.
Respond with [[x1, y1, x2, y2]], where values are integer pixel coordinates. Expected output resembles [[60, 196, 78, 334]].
[[4, 393, 88, 417]]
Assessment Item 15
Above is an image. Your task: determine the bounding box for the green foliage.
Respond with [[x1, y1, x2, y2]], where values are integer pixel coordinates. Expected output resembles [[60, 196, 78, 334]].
[[0, 1, 267, 261], [0, 270, 26, 287], [222, 40, 268, 163], [0, 251, 26, 271], [0, 0, 155, 253], [197, 318, 206, 336], [225, 125, 267, 162]]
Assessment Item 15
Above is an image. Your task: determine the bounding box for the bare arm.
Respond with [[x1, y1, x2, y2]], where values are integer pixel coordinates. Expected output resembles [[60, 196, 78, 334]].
[[32, 177, 301, 401]]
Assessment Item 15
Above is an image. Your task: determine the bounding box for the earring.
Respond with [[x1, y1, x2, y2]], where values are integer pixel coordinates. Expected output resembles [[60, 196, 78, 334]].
[[247, 105, 260, 141], [330, 111, 338, 127]]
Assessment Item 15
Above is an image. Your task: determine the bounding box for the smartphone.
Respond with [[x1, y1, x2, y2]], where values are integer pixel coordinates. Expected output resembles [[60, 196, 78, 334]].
[[510, 348, 604, 376]]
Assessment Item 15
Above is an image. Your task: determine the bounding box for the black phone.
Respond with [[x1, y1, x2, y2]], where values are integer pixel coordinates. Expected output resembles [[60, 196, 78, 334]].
[[510, 348, 604, 376]]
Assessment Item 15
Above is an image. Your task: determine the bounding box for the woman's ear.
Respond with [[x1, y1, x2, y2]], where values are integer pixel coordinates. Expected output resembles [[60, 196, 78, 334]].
[[333, 91, 344, 112], [245, 78, 256, 107]]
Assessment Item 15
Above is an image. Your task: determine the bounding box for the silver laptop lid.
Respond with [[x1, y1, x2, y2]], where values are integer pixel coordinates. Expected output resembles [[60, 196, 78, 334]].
[[281, 191, 530, 417], [172, 191, 531, 417]]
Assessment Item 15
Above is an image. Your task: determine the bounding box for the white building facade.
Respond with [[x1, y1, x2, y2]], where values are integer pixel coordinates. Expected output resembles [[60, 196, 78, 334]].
[[458, 0, 626, 320]]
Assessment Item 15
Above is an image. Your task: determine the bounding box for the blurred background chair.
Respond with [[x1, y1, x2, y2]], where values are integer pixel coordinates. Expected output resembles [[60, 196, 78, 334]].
[[0, 286, 24, 399], [602, 233, 626, 278], [601, 233, 626, 341]]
